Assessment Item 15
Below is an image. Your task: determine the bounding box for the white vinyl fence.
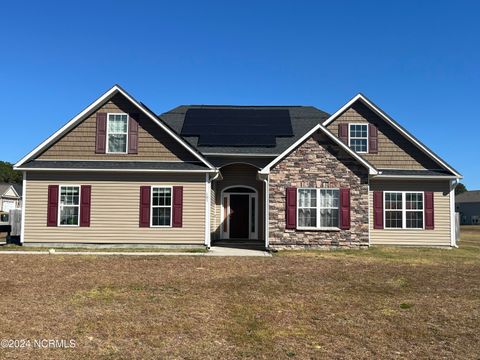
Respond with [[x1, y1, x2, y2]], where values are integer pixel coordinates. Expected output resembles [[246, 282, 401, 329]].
[[455, 212, 460, 243]]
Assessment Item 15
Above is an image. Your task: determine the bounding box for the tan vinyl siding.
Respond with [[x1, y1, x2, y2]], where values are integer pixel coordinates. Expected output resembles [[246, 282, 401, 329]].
[[369, 180, 452, 246], [36, 93, 195, 161], [328, 102, 440, 170], [213, 164, 264, 240], [24, 172, 206, 244]]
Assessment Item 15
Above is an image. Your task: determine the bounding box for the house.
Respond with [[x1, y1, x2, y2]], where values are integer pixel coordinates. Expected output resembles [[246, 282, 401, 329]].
[[456, 191, 480, 225], [14, 85, 462, 249], [0, 183, 22, 213]]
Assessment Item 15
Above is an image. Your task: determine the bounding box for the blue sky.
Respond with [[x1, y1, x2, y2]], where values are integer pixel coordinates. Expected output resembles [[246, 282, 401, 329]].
[[0, 1, 478, 188]]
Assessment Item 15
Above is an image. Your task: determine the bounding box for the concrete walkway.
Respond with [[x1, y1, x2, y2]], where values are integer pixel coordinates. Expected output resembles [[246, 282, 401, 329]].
[[0, 247, 271, 257]]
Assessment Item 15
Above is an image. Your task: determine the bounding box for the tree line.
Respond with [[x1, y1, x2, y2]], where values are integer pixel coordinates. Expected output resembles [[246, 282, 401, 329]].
[[0, 161, 22, 183]]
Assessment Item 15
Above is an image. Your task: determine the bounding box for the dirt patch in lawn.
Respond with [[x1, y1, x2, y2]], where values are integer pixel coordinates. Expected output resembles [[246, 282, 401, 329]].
[[0, 227, 479, 359], [0, 245, 207, 253]]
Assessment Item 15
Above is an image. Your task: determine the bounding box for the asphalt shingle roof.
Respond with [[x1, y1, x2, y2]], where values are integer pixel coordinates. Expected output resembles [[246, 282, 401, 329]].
[[456, 190, 480, 203], [378, 169, 454, 177], [21, 161, 210, 171], [0, 183, 22, 197]]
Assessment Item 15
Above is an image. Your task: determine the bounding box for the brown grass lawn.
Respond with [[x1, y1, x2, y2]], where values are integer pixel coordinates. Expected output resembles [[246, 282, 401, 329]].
[[0, 228, 479, 359]]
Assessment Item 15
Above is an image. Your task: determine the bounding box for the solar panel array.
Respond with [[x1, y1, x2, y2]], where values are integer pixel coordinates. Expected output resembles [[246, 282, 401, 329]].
[[181, 108, 294, 147]]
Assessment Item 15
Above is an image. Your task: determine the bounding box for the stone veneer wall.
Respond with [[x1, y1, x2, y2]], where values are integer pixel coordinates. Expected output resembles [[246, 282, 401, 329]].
[[268, 132, 370, 249]]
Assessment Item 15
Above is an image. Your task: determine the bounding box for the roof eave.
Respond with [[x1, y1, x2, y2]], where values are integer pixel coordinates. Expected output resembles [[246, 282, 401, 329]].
[[15, 167, 217, 173], [371, 174, 459, 180]]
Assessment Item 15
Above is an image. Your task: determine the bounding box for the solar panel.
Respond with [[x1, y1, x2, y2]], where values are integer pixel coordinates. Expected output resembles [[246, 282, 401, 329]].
[[181, 108, 293, 147], [197, 134, 276, 147]]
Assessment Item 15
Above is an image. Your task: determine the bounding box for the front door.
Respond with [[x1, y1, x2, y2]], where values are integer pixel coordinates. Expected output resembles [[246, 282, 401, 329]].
[[229, 194, 250, 238]]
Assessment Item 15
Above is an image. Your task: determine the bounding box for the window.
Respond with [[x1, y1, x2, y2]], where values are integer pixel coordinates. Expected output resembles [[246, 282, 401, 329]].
[[59, 186, 80, 226], [151, 187, 172, 227], [405, 192, 423, 229], [384, 192, 424, 229], [384, 192, 403, 228], [319, 189, 339, 227], [298, 188, 339, 229], [349, 124, 368, 153], [298, 189, 317, 228], [107, 113, 128, 153]]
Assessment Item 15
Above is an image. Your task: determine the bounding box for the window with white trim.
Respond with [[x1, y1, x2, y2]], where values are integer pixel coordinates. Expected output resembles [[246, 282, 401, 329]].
[[349, 124, 368, 153], [384, 191, 424, 229], [59, 185, 80, 226], [107, 113, 128, 153], [151, 187, 172, 227], [298, 188, 339, 228]]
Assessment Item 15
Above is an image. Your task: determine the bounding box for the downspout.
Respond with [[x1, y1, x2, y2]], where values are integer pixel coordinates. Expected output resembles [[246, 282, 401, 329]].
[[450, 179, 459, 248], [258, 172, 269, 250]]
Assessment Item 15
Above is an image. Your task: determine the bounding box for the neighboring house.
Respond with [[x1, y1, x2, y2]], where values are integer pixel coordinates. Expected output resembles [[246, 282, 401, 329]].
[[14, 85, 462, 248], [456, 191, 480, 225], [0, 183, 22, 213]]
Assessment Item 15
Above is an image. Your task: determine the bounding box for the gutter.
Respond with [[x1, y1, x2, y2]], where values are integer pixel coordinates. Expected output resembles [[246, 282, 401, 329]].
[[371, 174, 459, 180], [14, 167, 217, 173], [258, 172, 269, 250]]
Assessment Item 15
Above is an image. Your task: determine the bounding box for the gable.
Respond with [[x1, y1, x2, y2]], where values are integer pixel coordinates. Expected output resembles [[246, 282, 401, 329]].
[[327, 101, 440, 170], [15, 85, 214, 170], [269, 130, 370, 183], [35, 93, 196, 162], [2, 186, 19, 198], [322, 95, 461, 178], [260, 123, 377, 175]]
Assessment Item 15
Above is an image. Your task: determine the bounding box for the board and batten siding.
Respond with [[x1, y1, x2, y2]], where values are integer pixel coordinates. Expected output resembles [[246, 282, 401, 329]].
[[327, 102, 440, 170], [36, 93, 195, 162], [369, 180, 452, 246], [24, 172, 206, 244]]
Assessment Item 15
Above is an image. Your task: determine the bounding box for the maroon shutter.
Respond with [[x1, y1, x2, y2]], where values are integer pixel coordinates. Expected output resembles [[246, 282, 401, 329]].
[[425, 191, 434, 230], [128, 113, 139, 154], [339, 188, 351, 230], [369, 124, 378, 154], [80, 185, 91, 227], [373, 191, 384, 229], [47, 185, 59, 227], [338, 123, 349, 144], [172, 186, 183, 227], [139, 186, 151, 227], [286, 187, 297, 229], [95, 112, 107, 154]]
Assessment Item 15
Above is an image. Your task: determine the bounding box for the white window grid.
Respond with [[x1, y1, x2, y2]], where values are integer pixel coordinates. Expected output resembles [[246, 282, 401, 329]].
[[384, 191, 424, 230], [297, 188, 340, 229], [106, 113, 129, 154], [58, 185, 80, 227], [348, 123, 368, 153], [150, 186, 172, 227]]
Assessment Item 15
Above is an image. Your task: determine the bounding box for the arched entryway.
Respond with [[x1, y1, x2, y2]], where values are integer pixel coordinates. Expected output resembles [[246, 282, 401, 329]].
[[210, 163, 265, 249]]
